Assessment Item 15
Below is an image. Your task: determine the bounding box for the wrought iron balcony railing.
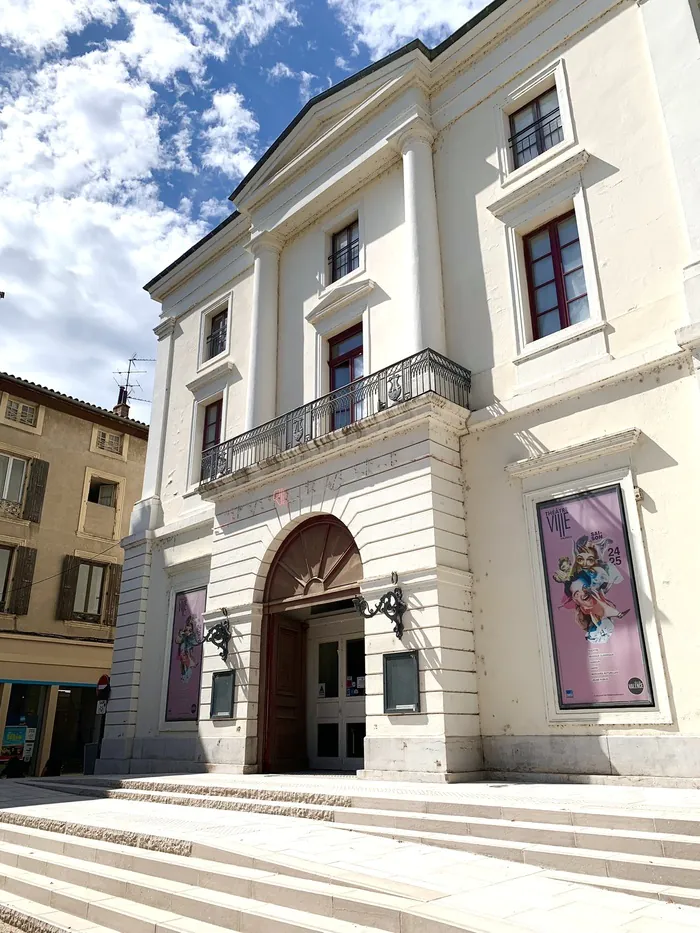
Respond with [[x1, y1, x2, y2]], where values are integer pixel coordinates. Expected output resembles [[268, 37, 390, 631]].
[[200, 348, 471, 488], [205, 326, 227, 360]]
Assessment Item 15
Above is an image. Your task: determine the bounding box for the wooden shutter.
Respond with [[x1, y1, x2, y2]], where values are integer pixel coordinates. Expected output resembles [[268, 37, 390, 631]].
[[56, 555, 80, 620], [7, 547, 37, 616], [104, 563, 123, 626], [22, 458, 49, 523]]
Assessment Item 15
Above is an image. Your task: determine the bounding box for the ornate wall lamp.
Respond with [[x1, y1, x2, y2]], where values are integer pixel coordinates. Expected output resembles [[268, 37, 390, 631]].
[[198, 607, 232, 662], [353, 572, 407, 640]]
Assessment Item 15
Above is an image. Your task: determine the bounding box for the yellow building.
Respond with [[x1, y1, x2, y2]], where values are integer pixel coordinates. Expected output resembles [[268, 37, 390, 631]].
[[0, 373, 147, 775]]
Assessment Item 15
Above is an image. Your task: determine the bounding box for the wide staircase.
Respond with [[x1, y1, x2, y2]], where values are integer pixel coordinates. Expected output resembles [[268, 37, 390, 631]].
[[1, 775, 700, 933]]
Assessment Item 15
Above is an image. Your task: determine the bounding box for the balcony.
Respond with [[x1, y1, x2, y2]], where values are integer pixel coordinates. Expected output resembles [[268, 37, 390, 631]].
[[199, 348, 471, 488]]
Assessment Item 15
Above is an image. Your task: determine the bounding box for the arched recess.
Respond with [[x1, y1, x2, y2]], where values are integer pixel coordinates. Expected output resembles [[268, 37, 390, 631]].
[[260, 516, 363, 772], [264, 515, 363, 609]]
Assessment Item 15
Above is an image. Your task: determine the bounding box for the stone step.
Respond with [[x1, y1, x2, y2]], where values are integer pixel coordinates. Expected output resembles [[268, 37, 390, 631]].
[[549, 870, 700, 908], [0, 819, 441, 905], [25, 779, 700, 862], [0, 859, 390, 933], [331, 821, 700, 889], [29, 777, 700, 837]]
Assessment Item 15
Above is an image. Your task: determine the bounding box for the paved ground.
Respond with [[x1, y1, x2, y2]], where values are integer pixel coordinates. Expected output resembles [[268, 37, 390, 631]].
[[1, 779, 700, 932]]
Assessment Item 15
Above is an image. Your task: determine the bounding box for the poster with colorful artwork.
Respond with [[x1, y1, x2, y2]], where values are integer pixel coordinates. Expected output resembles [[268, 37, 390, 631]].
[[165, 587, 206, 721], [537, 485, 653, 709]]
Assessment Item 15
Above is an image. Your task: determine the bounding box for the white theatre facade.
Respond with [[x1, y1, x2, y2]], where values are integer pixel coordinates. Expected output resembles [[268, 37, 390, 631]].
[[98, 0, 700, 783]]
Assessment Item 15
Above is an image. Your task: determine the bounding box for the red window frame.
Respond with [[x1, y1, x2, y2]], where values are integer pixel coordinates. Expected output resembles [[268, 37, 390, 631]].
[[328, 324, 363, 430], [509, 88, 562, 169], [524, 211, 587, 341], [202, 399, 223, 452]]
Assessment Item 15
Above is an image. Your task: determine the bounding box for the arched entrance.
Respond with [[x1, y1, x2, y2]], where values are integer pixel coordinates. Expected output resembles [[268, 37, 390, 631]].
[[260, 516, 364, 773]]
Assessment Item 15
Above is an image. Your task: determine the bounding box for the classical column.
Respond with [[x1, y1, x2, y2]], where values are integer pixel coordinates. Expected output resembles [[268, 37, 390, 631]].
[[639, 0, 700, 324], [394, 118, 447, 356], [245, 230, 283, 431], [130, 316, 175, 536]]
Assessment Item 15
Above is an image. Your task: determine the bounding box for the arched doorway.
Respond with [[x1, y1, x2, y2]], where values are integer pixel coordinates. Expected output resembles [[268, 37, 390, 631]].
[[260, 516, 364, 773]]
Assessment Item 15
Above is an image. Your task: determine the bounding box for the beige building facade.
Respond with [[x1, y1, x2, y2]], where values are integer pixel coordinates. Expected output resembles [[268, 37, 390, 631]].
[[99, 0, 700, 784], [0, 374, 147, 775]]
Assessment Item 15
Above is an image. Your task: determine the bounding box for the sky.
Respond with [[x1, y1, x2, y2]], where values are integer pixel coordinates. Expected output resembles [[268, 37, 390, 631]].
[[0, 0, 491, 423]]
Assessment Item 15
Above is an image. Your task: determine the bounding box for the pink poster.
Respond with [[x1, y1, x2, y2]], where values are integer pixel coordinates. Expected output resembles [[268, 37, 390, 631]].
[[165, 588, 206, 721], [537, 485, 653, 709]]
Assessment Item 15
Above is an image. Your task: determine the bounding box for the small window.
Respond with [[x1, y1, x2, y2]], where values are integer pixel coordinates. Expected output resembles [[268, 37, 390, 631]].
[[509, 87, 563, 169], [524, 212, 589, 340], [328, 220, 359, 283], [205, 309, 228, 361], [384, 650, 420, 714], [0, 453, 26, 503], [346, 637, 365, 697], [318, 641, 339, 699], [202, 399, 223, 452], [96, 430, 123, 455], [317, 722, 339, 757], [210, 671, 235, 718], [5, 398, 37, 427], [0, 545, 13, 611], [73, 561, 106, 620], [87, 478, 117, 507]]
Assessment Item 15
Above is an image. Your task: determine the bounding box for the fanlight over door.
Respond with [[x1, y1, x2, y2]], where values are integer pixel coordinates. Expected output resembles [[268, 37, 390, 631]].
[[264, 516, 362, 608]]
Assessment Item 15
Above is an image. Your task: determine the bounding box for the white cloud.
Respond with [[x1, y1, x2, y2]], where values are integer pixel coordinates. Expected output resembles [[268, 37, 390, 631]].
[[201, 87, 259, 176], [199, 197, 232, 221], [110, 0, 202, 83], [267, 60, 322, 102], [334, 55, 352, 71], [328, 0, 492, 59], [0, 0, 117, 55], [171, 0, 299, 57]]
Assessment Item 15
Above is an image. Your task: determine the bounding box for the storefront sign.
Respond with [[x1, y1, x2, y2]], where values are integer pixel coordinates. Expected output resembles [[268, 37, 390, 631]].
[[1, 725, 26, 761], [537, 484, 653, 709], [165, 587, 207, 721]]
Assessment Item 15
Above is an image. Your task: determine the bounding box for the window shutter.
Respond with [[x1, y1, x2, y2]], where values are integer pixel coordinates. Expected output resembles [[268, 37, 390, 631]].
[[22, 458, 49, 523], [104, 563, 123, 626], [7, 546, 37, 616], [56, 555, 80, 620]]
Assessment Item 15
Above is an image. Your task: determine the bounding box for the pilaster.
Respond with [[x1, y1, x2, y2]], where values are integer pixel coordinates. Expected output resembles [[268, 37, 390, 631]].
[[245, 230, 283, 431]]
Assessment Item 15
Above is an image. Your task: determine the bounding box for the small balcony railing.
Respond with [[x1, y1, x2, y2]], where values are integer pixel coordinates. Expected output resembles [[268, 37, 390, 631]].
[[206, 326, 227, 360], [200, 348, 471, 487], [510, 108, 563, 169]]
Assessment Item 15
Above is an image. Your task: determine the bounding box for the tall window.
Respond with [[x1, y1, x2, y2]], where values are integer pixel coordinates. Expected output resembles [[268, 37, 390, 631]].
[[328, 325, 363, 430], [0, 545, 13, 611], [202, 399, 223, 452], [206, 309, 227, 360], [510, 88, 563, 169], [329, 220, 359, 283], [525, 212, 589, 340], [0, 453, 26, 503], [73, 561, 105, 620]]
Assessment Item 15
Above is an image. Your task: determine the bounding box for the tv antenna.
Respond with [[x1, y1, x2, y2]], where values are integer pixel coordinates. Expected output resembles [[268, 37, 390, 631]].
[[113, 354, 155, 405]]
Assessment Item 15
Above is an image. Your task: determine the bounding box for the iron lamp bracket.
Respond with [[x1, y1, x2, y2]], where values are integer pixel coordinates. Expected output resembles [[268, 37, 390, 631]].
[[353, 572, 407, 640], [199, 608, 232, 662]]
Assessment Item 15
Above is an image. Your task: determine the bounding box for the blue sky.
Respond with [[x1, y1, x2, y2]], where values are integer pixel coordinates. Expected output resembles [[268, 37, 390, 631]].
[[0, 0, 490, 422]]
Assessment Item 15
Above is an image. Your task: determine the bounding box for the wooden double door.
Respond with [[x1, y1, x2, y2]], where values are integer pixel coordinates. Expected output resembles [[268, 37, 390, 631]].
[[262, 612, 366, 773]]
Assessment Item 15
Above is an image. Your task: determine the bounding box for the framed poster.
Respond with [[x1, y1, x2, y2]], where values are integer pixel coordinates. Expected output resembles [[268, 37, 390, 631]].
[[537, 484, 653, 710], [165, 587, 206, 721]]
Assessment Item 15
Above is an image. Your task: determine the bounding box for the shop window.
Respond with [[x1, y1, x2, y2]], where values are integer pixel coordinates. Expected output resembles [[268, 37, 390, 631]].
[[210, 671, 235, 718], [384, 650, 420, 713], [87, 478, 117, 507], [509, 87, 563, 169], [524, 212, 589, 340]]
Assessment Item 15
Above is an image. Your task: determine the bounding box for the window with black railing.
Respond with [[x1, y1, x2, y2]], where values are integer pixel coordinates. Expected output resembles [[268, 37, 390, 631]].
[[509, 88, 563, 169], [205, 309, 227, 360], [329, 220, 360, 283], [199, 348, 471, 487]]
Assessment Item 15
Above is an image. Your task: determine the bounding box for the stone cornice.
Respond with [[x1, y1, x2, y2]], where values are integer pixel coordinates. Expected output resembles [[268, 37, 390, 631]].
[[153, 317, 177, 339], [306, 278, 376, 325], [487, 147, 590, 219], [506, 428, 641, 479], [185, 359, 237, 394]]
